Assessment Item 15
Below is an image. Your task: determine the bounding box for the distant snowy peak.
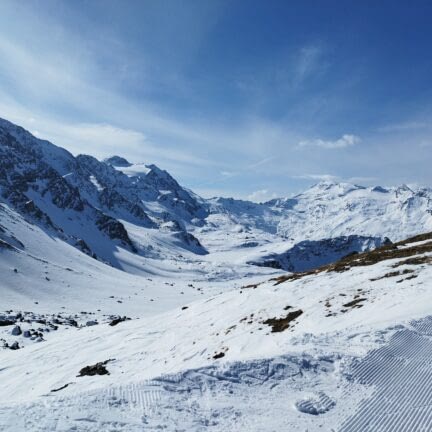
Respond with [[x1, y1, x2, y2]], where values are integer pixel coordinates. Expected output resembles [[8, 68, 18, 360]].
[[266, 181, 431, 206], [297, 180, 430, 200], [306, 180, 366, 194], [103, 155, 132, 167]]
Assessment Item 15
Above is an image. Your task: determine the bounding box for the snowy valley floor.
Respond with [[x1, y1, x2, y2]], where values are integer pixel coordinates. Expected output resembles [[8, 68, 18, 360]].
[[1, 234, 432, 431]]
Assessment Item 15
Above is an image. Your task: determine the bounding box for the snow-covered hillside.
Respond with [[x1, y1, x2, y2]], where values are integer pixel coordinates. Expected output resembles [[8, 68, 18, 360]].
[[1, 231, 432, 430], [1, 117, 432, 431]]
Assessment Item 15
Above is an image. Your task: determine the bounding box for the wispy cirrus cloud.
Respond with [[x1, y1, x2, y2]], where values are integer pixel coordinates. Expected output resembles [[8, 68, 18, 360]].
[[292, 45, 327, 87], [293, 174, 339, 182], [0, 0, 431, 199], [378, 121, 430, 132], [298, 134, 361, 149]]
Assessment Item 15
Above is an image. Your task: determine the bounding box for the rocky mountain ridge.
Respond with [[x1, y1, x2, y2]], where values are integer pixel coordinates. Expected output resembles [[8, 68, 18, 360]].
[[1, 117, 432, 273]]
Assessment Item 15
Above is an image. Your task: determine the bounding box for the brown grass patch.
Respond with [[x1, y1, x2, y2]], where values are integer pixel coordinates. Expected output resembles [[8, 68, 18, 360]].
[[263, 309, 303, 332], [272, 232, 432, 286]]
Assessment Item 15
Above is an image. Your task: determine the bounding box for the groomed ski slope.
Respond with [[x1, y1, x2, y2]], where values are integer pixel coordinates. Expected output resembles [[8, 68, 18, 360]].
[[1, 234, 432, 430]]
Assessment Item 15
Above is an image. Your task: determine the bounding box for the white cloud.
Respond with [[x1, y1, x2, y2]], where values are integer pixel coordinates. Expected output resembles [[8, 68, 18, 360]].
[[347, 176, 378, 184], [61, 123, 147, 152], [0, 101, 216, 173], [220, 171, 236, 177], [247, 189, 277, 203], [298, 134, 361, 149], [1, 3, 430, 195], [293, 174, 339, 182]]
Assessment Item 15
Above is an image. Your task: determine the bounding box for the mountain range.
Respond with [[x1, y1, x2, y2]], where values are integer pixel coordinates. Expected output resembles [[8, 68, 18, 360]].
[[1, 117, 432, 431], [1, 117, 431, 278]]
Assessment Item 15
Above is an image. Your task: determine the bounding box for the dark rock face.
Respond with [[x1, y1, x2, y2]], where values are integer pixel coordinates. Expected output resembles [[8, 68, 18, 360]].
[[172, 231, 208, 255], [2, 189, 54, 228], [98, 188, 154, 226], [42, 172, 84, 212], [78, 360, 112, 377], [75, 155, 155, 227], [75, 239, 93, 256], [127, 164, 209, 222], [86, 320, 98, 327], [96, 214, 137, 252], [213, 352, 225, 359], [0, 319, 15, 327], [109, 316, 130, 326], [0, 117, 214, 263]]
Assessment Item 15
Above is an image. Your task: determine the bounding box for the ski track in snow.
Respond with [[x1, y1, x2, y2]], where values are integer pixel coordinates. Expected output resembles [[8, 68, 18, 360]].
[[5, 317, 432, 431], [341, 317, 432, 431], [0, 354, 351, 431]]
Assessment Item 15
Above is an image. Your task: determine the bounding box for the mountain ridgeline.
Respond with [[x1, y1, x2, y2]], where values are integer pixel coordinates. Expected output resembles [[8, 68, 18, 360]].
[[1, 117, 432, 273]]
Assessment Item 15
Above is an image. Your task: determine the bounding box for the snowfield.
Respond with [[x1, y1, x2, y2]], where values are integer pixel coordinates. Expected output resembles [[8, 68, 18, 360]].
[[1, 231, 432, 430]]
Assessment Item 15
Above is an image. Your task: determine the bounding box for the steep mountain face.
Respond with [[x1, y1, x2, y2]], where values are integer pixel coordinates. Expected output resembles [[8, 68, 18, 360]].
[[0, 118, 208, 266], [1, 117, 432, 276], [0, 120, 137, 260], [109, 161, 209, 223]]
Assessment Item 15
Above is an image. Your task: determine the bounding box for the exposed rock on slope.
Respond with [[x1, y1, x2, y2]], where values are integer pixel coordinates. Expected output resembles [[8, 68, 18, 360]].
[[249, 235, 391, 271]]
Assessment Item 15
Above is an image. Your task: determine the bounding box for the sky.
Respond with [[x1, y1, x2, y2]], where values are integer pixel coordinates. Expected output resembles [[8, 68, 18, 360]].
[[0, 0, 432, 201]]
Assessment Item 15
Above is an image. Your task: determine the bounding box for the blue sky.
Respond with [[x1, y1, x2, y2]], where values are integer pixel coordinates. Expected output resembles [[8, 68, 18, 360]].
[[1, 0, 432, 200]]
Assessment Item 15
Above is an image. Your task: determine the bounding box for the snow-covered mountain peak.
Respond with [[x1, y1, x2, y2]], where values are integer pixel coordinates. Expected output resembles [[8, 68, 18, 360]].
[[103, 155, 132, 167], [300, 180, 365, 198], [370, 185, 389, 193], [0, 117, 75, 176]]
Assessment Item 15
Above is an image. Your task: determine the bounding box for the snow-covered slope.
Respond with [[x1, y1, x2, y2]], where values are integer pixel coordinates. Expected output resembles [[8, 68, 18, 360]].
[[271, 181, 432, 241], [1, 232, 432, 430]]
